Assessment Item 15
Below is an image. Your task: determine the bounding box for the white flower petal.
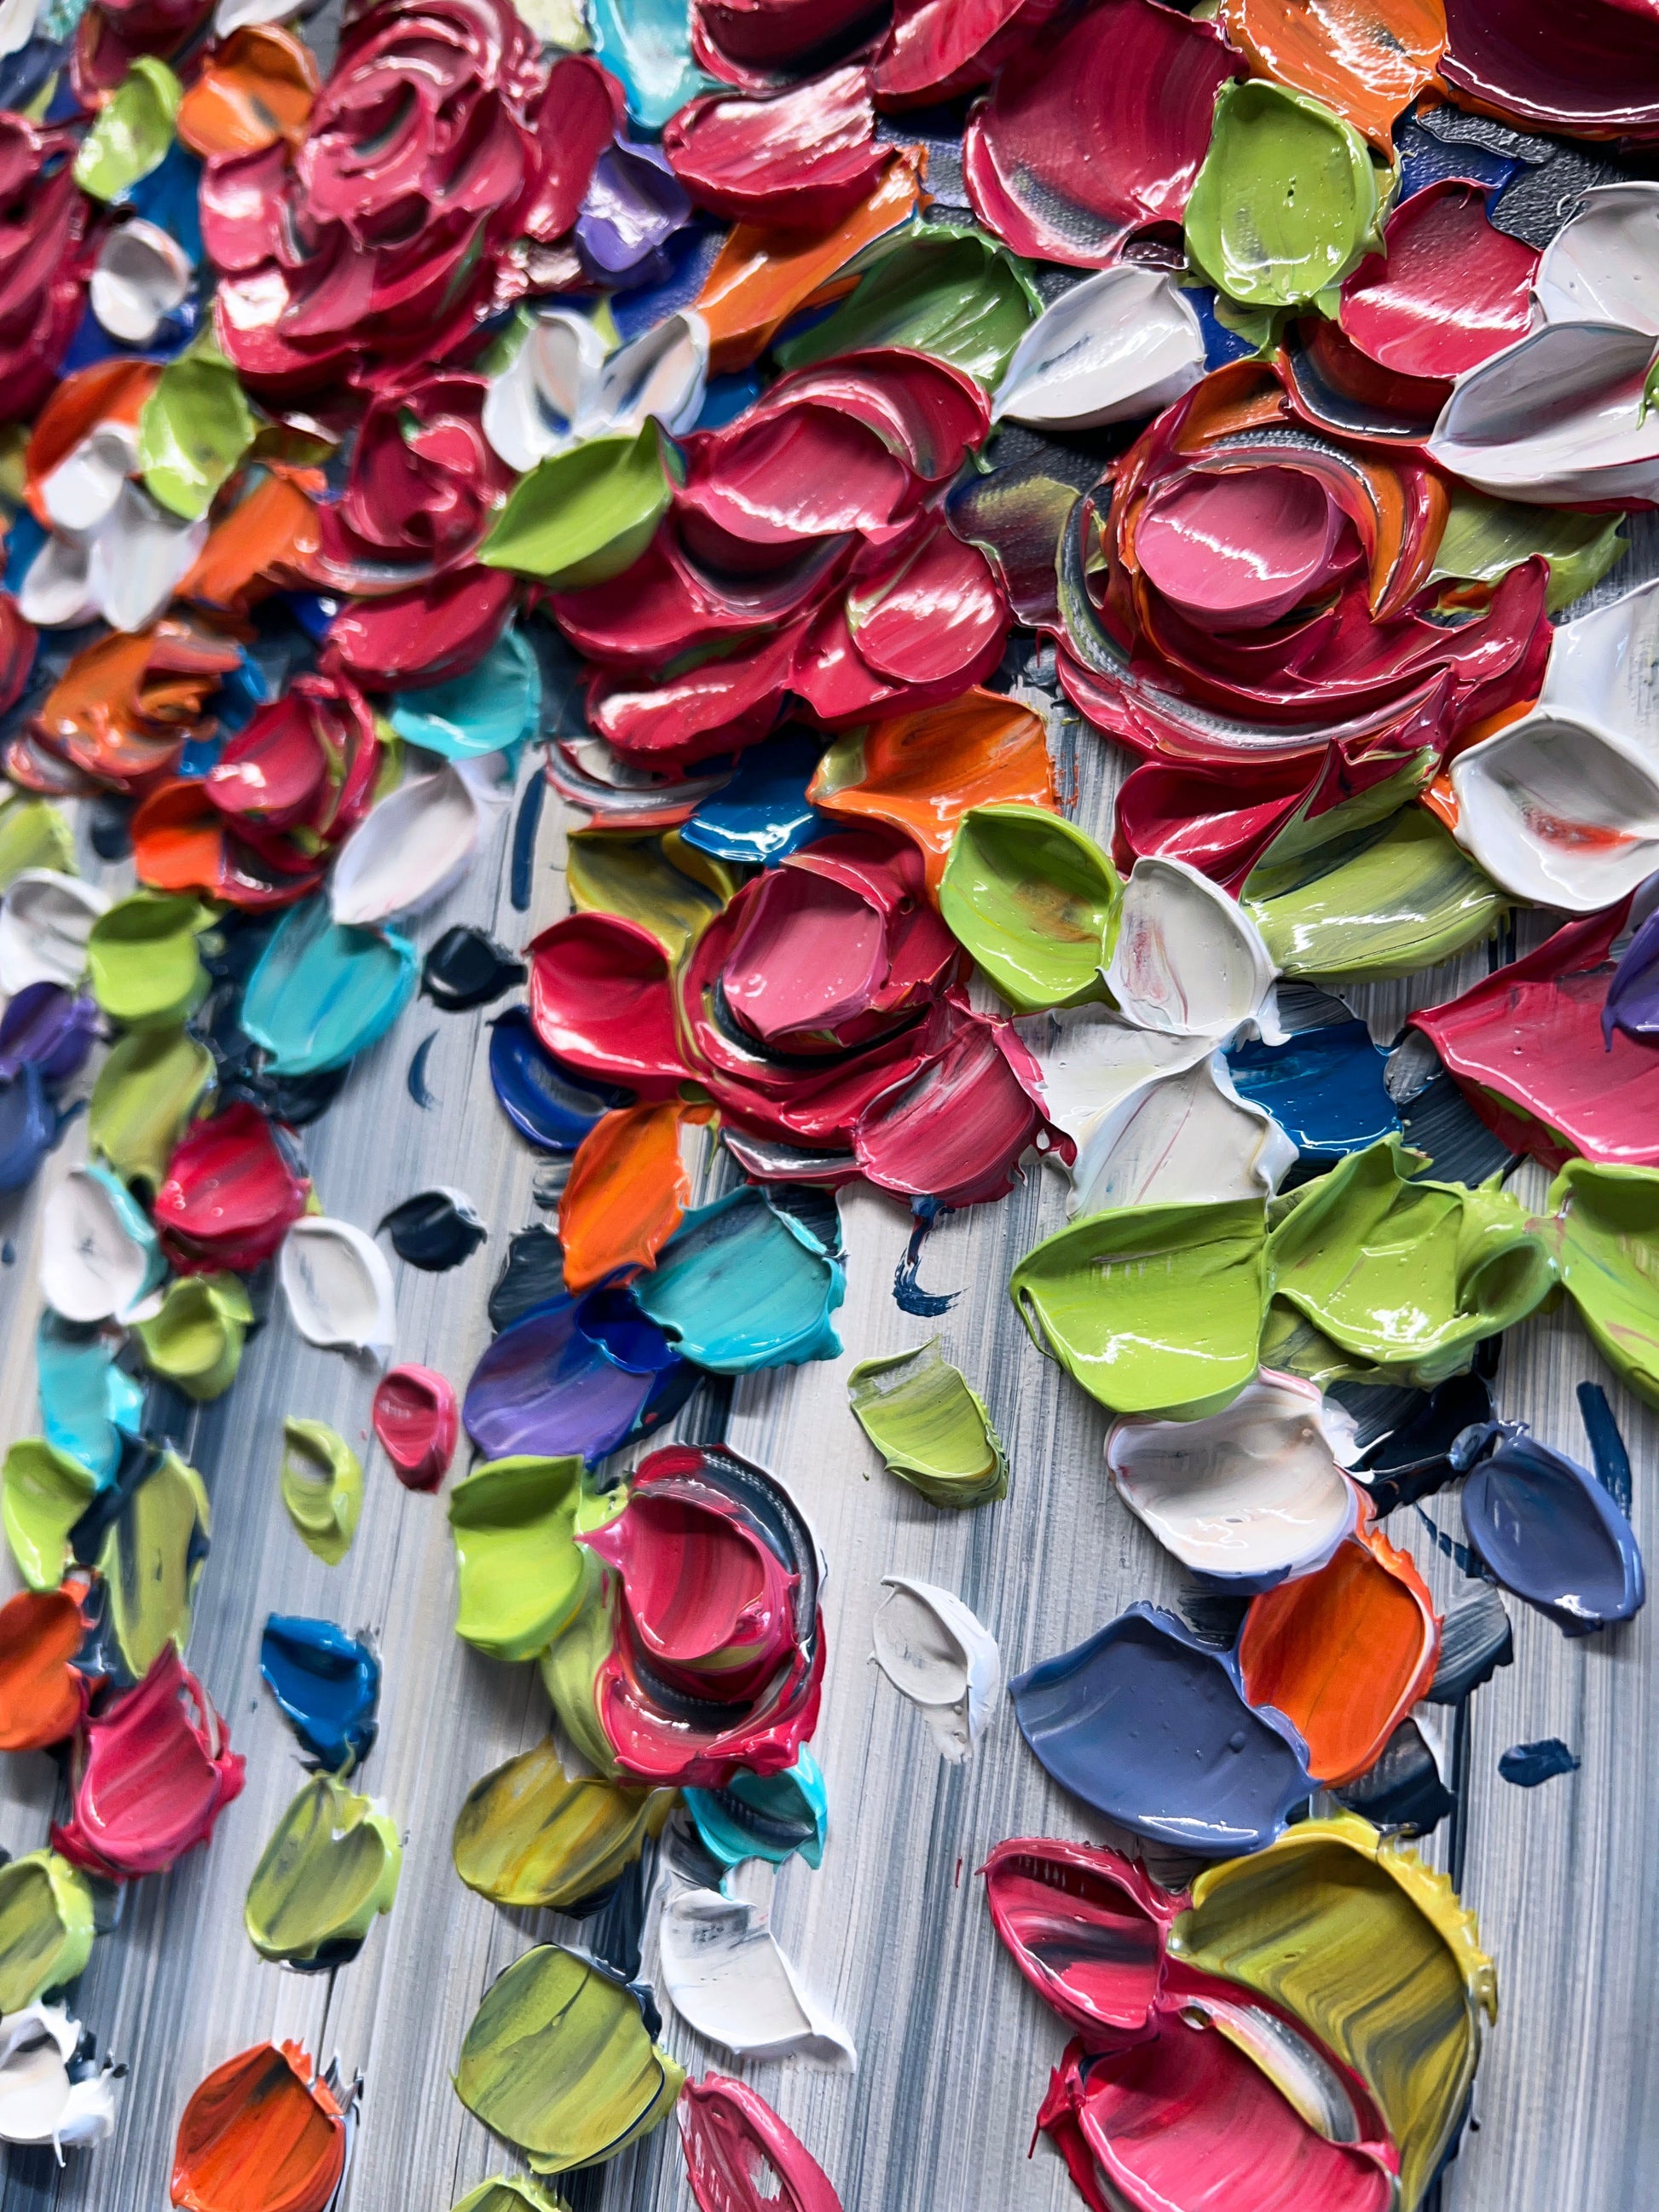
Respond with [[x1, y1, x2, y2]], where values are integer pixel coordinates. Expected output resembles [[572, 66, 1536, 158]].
[[993, 267, 1205, 430]]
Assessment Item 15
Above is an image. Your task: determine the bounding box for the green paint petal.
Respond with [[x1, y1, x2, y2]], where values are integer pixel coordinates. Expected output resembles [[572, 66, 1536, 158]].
[[452, 2182, 570, 2212], [1186, 80, 1384, 310], [1011, 1199, 1268, 1419], [566, 829, 737, 962], [3, 1440, 98, 1591], [452, 1737, 671, 1909], [481, 425, 672, 586], [138, 344, 258, 523], [86, 892, 211, 1030], [72, 55, 181, 200], [1245, 756, 1432, 885], [1243, 807, 1506, 980], [1542, 1160, 1659, 1409], [0, 797, 75, 890], [1257, 1300, 1390, 1391], [847, 1337, 1009, 1509], [938, 803, 1119, 1014], [96, 1447, 210, 1679], [90, 1027, 216, 1190], [244, 1772, 402, 1969], [538, 1574, 621, 1777], [0, 1851, 95, 2013], [454, 1945, 685, 2174], [280, 1419, 363, 1566], [1429, 488, 1627, 617], [134, 1273, 253, 1402], [773, 222, 1042, 387], [448, 1457, 587, 1661], [1266, 1137, 1554, 1385]]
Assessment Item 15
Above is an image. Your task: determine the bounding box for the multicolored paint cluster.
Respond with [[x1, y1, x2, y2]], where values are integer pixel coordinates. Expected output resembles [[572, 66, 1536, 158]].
[[0, 0, 1655, 2203]]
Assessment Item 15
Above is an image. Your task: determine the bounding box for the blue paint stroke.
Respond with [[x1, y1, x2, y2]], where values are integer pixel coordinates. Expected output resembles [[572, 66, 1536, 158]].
[[511, 765, 546, 913], [632, 1185, 845, 1372], [488, 1006, 634, 1151], [1499, 1738, 1581, 1788], [1413, 1505, 1481, 1577], [261, 1615, 381, 1776], [680, 729, 830, 867], [1577, 1380, 1633, 1517], [684, 1748, 829, 1876], [464, 1285, 697, 1465], [38, 1312, 145, 1487], [894, 1195, 958, 1318], [241, 899, 418, 1076], [1011, 1603, 1313, 1857], [1226, 1019, 1398, 1164], [408, 1031, 440, 1110], [587, 0, 715, 133], [1462, 1435, 1645, 1636], [1425, 1585, 1513, 1705], [390, 627, 540, 762]]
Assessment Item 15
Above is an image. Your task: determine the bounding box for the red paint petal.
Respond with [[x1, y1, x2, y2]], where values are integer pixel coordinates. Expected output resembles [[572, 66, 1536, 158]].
[[1339, 182, 1540, 381], [324, 565, 517, 690], [527, 911, 692, 1094], [962, 0, 1241, 267], [153, 1101, 310, 1273], [54, 1645, 245, 1880], [874, 0, 1069, 104], [371, 1365, 460, 1492], [664, 66, 891, 229], [1441, 0, 1659, 143], [983, 1838, 1185, 2047], [853, 1002, 1062, 1207], [679, 2074, 844, 2212]]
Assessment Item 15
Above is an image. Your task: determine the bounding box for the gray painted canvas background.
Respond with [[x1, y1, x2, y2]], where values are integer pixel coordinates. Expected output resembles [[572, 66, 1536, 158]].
[[2, 495, 1656, 2212]]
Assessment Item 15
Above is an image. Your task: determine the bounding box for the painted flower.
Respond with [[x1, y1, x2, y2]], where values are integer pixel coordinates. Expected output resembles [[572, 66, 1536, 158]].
[[206, 0, 622, 395], [305, 368, 519, 690], [529, 825, 1065, 1207], [0, 117, 94, 430], [1055, 360, 1553, 887], [571, 1442, 824, 1788], [549, 348, 1009, 768], [131, 668, 382, 906]]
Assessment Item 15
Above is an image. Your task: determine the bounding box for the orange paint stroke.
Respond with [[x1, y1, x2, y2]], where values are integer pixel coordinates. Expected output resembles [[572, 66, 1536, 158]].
[[25, 359, 159, 523], [1237, 1524, 1441, 1787], [1223, 0, 1448, 150], [559, 1100, 705, 1291], [807, 686, 1057, 892], [35, 621, 243, 790], [176, 25, 319, 157], [0, 1585, 87, 1753], [697, 155, 921, 374], [178, 469, 322, 616], [171, 2041, 345, 2212]]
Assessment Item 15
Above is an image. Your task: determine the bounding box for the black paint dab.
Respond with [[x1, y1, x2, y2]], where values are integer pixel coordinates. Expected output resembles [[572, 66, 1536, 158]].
[[379, 1188, 488, 1272], [420, 927, 527, 1013]]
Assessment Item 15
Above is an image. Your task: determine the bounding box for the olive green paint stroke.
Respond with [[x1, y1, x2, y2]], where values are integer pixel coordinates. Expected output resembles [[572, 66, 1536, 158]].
[[0, 1851, 95, 2013], [244, 1772, 402, 1969], [454, 1943, 685, 2174], [1170, 1813, 1497, 2212], [71, 55, 181, 200], [3, 1439, 98, 1591], [90, 1027, 215, 1189], [1011, 1198, 1269, 1420], [481, 424, 673, 586], [846, 1337, 1009, 1509], [1430, 488, 1627, 616], [774, 223, 1042, 388], [452, 1737, 672, 1910], [452, 2181, 570, 2212], [1543, 1161, 1659, 1410], [280, 1419, 363, 1567], [0, 797, 74, 890], [138, 344, 258, 523], [1243, 806, 1506, 980], [1257, 1299, 1391, 1391], [565, 830, 737, 962], [97, 1448, 209, 1679], [135, 1273, 252, 1401], [1246, 754, 1431, 887], [1186, 80, 1386, 311], [938, 804, 1119, 1014], [539, 1574, 622, 1777], [1267, 1138, 1553, 1385], [448, 1456, 588, 1662], [86, 892, 211, 1030]]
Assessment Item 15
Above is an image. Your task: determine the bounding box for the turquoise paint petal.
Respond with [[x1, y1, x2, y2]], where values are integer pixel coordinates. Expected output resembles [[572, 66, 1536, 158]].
[[631, 1186, 844, 1372], [684, 1748, 829, 1873], [241, 899, 417, 1077], [389, 627, 542, 762], [37, 1313, 145, 1488], [589, 0, 715, 132]]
